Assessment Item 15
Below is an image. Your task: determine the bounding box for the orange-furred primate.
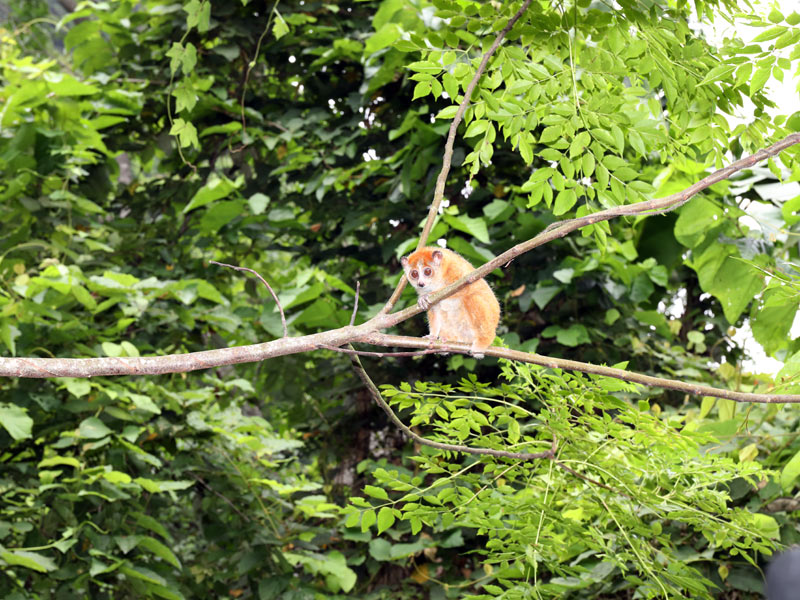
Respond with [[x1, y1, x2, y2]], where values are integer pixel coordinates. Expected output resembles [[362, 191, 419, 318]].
[[401, 247, 500, 358]]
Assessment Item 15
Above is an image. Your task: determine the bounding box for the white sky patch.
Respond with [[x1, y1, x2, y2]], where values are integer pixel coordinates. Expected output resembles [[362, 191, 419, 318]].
[[699, 0, 800, 126], [731, 320, 785, 374]]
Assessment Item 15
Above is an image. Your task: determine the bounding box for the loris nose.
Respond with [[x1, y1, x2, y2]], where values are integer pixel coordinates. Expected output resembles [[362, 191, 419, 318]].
[[418, 282, 425, 288]]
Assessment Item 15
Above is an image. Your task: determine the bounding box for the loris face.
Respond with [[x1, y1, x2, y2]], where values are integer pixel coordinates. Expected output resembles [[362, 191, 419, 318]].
[[401, 250, 444, 294]]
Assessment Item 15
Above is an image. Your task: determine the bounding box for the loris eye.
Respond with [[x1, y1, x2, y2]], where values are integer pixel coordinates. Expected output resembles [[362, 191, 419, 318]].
[[410, 270, 418, 279], [423, 267, 432, 277]]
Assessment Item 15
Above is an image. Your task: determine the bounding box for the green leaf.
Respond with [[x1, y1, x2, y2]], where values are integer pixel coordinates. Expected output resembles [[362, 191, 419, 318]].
[[184, 175, 238, 213], [752, 287, 797, 355], [134, 478, 193, 493], [365, 23, 401, 54], [443, 214, 490, 243], [0, 550, 57, 572], [165, 42, 197, 75], [553, 189, 577, 215], [120, 564, 167, 586], [320, 551, 356, 593], [595, 163, 609, 189], [611, 124, 624, 154], [200, 200, 244, 233], [407, 60, 441, 74], [698, 64, 736, 87], [369, 538, 392, 561], [531, 285, 560, 310], [72, 284, 97, 310], [172, 81, 197, 113], [78, 417, 112, 440], [199, 121, 243, 137], [634, 310, 670, 337], [699, 396, 716, 419], [44, 73, 99, 96], [360, 509, 376, 532], [131, 512, 172, 542], [436, 105, 458, 120], [273, 11, 289, 39], [0, 403, 33, 441], [0, 319, 20, 355], [555, 324, 590, 346], [539, 125, 561, 144], [483, 199, 512, 222], [749, 513, 780, 539], [718, 398, 736, 421], [169, 118, 199, 149], [247, 193, 270, 215], [364, 485, 389, 500], [102, 342, 124, 357], [689, 244, 763, 324], [103, 470, 133, 485], [136, 536, 182, 569], [62, 376, 91, 399], [750, 66, 771, 94], [674, 198, 723, 248], [412, 81, 431, 101], [39, 456, 82, 469], [377, 506, 396, 533], [464, 120, 489, 138]]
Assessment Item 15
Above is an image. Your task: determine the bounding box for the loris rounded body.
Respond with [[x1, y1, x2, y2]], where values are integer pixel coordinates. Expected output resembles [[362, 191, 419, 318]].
[[401, 247, 500, 358]]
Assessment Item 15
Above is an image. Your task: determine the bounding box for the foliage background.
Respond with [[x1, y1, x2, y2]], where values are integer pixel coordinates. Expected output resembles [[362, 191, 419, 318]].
[[1, 0, 800, 598]]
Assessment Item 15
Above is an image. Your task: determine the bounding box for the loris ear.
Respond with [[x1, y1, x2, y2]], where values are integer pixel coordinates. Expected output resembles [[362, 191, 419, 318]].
[[432, 250, 443, 265], [400, 256, 409, 268]]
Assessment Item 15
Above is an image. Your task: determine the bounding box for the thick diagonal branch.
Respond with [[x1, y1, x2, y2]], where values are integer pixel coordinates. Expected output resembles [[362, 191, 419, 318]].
[[379, 0, 533, 315]]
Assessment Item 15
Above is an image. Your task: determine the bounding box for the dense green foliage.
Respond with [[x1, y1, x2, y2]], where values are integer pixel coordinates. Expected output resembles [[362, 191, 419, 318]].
[[2, 0, 800, 598]]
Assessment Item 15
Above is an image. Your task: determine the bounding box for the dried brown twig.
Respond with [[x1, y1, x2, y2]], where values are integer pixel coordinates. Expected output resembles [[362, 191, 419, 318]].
[[349, 281, 360, 327], [210, 260, 288, 337]]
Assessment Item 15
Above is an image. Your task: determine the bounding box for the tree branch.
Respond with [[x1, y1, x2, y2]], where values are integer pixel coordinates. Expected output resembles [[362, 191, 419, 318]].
[[2, 134, 800, 394], [379, 0, 533, 315], [362, 333, 800, 404]]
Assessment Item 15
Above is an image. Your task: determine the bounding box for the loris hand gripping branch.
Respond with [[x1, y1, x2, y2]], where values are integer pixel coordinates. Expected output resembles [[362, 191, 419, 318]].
[[401, 247, 500, 358]]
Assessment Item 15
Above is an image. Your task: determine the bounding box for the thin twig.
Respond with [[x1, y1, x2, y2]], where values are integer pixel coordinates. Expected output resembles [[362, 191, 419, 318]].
[[554, 460, 623, 495], [378, 0, 533, 315], [349, 349, 556, 460], [317, 344, 441, 358], [210, 260, 288, 337], [350, 280, 360, 327]]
